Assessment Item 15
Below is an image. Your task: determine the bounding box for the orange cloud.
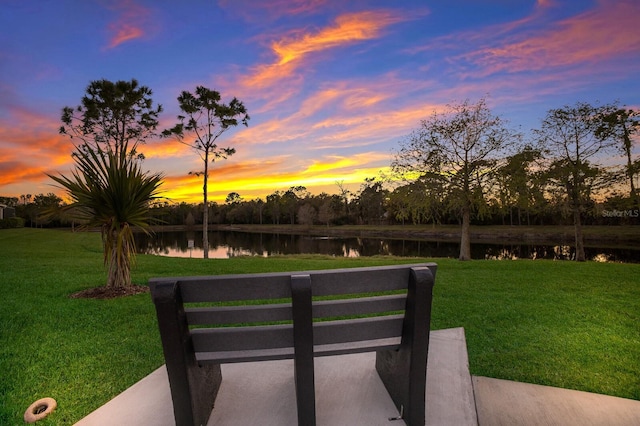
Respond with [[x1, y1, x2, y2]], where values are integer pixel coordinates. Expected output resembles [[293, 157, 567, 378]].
[[0, 104, 80, 198], [241, 10, 410, 89], [468, 0, 640, 75], [231, 76, 441, 151], [0, 110, 72, 163], [295, 82, 391, 115], [273, 11, 403, 65], [0, 162, 47, 186], [141, 138, 192, 159], [241, 61, 299, 91], [107, 24, 143, 48], [105, 0, 152, 49]]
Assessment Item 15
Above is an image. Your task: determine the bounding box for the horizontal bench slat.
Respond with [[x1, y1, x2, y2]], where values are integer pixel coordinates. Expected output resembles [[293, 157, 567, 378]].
[[190, 314, 404, 356], [185, 294, 405, 326], [191, 324, 294, 352], [196, 347, 295, 364], [186, 303, 293, 325], [312, 294, 406, 319], [195, 337, 403, 364], [308, 267, 414, 296], [313, 337, 401, 357], [178, 275, 291, 302], [313, 315, 405, 346]]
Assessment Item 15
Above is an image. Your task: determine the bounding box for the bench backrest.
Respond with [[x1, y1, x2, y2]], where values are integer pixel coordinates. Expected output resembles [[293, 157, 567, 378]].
[[150, 263, 437, 426], [150, 263, 437, 364]]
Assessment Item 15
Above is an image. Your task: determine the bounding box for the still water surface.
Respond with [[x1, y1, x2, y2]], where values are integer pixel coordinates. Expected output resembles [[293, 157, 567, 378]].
[[135, 230, 639, 263]]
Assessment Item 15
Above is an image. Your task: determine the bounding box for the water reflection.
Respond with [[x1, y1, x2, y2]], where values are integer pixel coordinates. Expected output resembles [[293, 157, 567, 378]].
[[134, 230, 639, 263]]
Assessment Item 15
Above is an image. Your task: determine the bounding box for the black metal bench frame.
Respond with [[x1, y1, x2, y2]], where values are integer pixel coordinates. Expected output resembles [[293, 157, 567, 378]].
[[150, 263, 436, 426]]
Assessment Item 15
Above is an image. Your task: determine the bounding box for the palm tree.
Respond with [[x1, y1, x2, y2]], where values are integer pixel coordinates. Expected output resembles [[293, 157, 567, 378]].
[[50, 144, 163, 289]]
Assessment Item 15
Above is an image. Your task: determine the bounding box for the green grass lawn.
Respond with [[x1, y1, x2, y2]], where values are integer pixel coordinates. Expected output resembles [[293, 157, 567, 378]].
[[1, 228, 639, 425]]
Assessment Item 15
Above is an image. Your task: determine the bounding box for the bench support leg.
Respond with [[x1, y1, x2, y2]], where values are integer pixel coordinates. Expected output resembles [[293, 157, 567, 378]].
[[291, 274, 316, 426], [152, 281, 222, 426], [376, 267, 434, 426]]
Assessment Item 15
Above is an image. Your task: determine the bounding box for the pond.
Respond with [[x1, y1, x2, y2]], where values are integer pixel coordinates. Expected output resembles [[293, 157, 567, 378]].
[[135, 230, 640, 263]]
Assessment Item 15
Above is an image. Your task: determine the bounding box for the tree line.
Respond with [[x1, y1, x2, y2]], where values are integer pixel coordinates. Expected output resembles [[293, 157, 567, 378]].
[[391, 98, 638, 260], [1, 81, 638, 282], [3, 101, 638, 236], [6, 146, 636, 234], [129, 98, 640, 262]]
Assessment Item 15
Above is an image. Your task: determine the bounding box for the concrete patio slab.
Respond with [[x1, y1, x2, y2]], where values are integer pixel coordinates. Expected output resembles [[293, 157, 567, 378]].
[[473, 376, 640, 426], [75, 327, 477, 426]]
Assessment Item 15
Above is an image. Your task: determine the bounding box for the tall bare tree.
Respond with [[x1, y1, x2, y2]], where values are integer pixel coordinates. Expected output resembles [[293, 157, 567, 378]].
[[282, 186, 308, 225], [495, 146, 544, 226], [266, 191, 283, 225], [597, 106, 639, 207], [163, 87, 249, 258], [393, 98, 518, 260], [335, 180, 351, 218], [356, 177, 387, 225], [535, 102, 617, 261]]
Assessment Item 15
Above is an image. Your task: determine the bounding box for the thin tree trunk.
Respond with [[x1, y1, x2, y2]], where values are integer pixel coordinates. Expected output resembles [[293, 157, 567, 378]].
[[203, 153, 209, 259], [459, 207, 471, 261], [573, 208, 585, 261], [621, 122, 639, 208], [625, 150, 638, 208]]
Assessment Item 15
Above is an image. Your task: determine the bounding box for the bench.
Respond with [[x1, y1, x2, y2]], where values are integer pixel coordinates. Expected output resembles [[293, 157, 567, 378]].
[[150, 263, 436, 426]]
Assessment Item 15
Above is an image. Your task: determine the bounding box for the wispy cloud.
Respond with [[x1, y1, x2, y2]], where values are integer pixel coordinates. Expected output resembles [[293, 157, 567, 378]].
[[232, 74, 440, 149], [4, 1, 635, 204], [273, 11, 404, 65], [141, 138, 192, 160], [403, 0, 640, 108], [0, 104, 78, 191], [104, 0, 153, 49], [107, 24, 143, 49], [240, 10, 412, 90], [466, 0, 640, 75], [1, 111, 67, 151], [0, 162, 48, 187]]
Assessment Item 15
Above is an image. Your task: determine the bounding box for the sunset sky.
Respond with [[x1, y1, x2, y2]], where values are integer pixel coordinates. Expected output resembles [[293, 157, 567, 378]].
[[1, 0, 639, 204]]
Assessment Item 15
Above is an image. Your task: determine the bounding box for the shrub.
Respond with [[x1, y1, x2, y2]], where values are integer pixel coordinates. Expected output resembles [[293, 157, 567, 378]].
[[0, 217, 25, 229]]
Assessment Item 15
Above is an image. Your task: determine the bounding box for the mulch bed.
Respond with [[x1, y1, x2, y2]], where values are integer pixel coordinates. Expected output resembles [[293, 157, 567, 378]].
[[69, 285, 149, 299]]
